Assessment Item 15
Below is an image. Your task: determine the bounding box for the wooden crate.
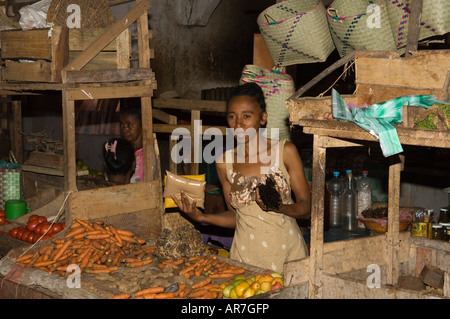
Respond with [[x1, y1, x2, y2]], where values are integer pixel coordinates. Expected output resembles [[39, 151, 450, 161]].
[[0, 27, 130, 82], [287, 50, 450, 122]]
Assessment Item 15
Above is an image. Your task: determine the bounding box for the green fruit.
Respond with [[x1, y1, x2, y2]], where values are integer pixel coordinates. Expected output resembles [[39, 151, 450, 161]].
[[255, 290, 265, 295], [222, 284, 234, 298], [82, 164, 88, 170], [232, 279, 246, 287], [270, 272, 283, 279]]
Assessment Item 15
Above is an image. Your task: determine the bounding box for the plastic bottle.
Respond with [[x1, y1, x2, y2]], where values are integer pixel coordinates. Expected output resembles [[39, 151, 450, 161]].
[[342, 171, 358, 231], [357, 170, 372, 217], [328, 171, 344, 229]]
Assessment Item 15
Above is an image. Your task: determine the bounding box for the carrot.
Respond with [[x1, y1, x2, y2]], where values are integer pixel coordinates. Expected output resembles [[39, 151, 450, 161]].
[[192, 277, 212, 290], [175, 283, 186, 296], [136, 238, 146, 245], [135, 286, 165, 296], [194, 283, 219, 291], [116, 229, 133, 237], [210, 273, 234, 279], [14, 253, 34, 263], [178, 287, 192, 298], [80, 248, 94, 269], [109, 226, 123, 247], [184, 270, 195, 279], [154, 292, 176, 299], [119, 234, 138, 244], [198, 291, 218, 299], [84, 234, 110, 240], [126, 259, 153, 268], [75, 218, 95, 231], [83, 230, 102, 236], [142, 293, 157, 299], [179, 265, 195, 275], [65, 227, 86, 238], [187, 289, 209, 299], [33, 260, 56, 267], [53, 239, 73, 261], [131, 295, 144, 299], [85, 266, 118, 274], [109, 293, 130, 299]]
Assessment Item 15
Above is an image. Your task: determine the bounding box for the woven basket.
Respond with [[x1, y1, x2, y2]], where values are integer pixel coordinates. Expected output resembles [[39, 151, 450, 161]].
[[240, 65, 295, 141], [257, 0, 335, 67], [327, 0, 397, 57], [46, 0, 114, 29], [0, 10, 20, 31], [387, 0, 450, 50], [0, 168, 22, 211]]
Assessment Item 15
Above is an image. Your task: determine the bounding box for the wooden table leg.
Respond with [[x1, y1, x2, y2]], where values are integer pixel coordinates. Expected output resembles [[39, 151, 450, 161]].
[[308, 134, 326, 299]]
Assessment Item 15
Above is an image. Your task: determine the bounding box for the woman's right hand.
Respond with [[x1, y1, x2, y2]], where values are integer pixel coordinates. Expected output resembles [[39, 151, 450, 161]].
[[170, 191, 205, 223]]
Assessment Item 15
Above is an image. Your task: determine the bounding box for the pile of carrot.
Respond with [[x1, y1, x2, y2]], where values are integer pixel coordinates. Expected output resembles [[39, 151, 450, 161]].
[[14, 219, 155, 275], [175, 255, 246, 279], [108, 255, 247, 299], [110, 277, 222, 299]]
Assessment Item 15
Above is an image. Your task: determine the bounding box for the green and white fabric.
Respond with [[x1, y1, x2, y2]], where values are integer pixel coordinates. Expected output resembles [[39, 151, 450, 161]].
[[332, 89, 445, 157]]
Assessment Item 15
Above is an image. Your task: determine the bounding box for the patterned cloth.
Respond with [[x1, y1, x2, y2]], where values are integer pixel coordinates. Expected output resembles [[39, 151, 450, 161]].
[[225, 140, 308, 272], [130, 148, 143, 183]]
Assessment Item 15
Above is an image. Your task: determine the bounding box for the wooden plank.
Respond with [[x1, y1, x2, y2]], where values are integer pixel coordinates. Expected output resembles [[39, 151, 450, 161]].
[[10, 100, 22, 164], [317, 136, 363, 148], [62, 90, 77, 197], [116, 29, 131, 69], [308, 134, 326, 299], [405, 0, 423, 58], [62, 0, 151, 76], [21, 164, 88, 177], [286, 95, 357, 121], [69, 28, 119, 52], [152, 123, 227, 134], [65, 84, 153, 101], [69, 51, 119, 70], [356, 84, 443, 106], [1, 28, 52, 59], [65, 68, 153, 84], [297, 120, 450, 149], [386, 159, 401, 285], [69, 181, 160, 220], [153, 98, 227, 113], [51, 26, 69, 83], [3, 60, 52, 82], [355, 50, 450, 91], [189, 110, 201, 175]]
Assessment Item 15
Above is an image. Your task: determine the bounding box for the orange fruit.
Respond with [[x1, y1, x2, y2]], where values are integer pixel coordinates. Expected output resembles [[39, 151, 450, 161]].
[[260, 281, 272, 292], [243, 287, 256, 299], [250, 282, 260, 291], [229, 287, 238, 299], [235, 281, 250, 297], [258, 275, 274, 285]]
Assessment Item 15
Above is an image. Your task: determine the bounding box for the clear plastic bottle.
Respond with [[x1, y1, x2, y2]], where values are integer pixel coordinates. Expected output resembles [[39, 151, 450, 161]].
[[342, 171, 358, 231], [357, 170, 372, 217], [328, 171, 344, 229]]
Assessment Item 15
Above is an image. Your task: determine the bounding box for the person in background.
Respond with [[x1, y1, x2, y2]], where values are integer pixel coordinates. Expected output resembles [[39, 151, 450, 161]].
[[103, 138, 136, 185], [172, 82, 311, 273], [119, 103, 143, 183]]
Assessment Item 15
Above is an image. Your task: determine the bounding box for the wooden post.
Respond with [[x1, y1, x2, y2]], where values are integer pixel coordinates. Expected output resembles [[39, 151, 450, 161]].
[[190, 110, 201, 175], [308, 134, 326, 299], [386, 157, 402, 285], [10, 100, 23, 164], [136, 0, 154, 181], [405, 0, 423, 58], [62, 90, 77, 224]]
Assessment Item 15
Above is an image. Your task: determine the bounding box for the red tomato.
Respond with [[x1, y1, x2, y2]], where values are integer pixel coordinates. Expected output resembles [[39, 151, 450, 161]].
[[26, 232, 35, 243], [26, 219, 40, 232], [34, 223, 43, 235], [0, 210, 6, 218], [9, 227, 20, 238], [41, 234, 51, 241], [37, 216, 47, 224], [20, 230, 31, 241], [15, 228, 26, 240], [0, 216, 5, 225], [39, 222, 52, 235], [51, 223, 64, 234], [28, 214, 39, 222]]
